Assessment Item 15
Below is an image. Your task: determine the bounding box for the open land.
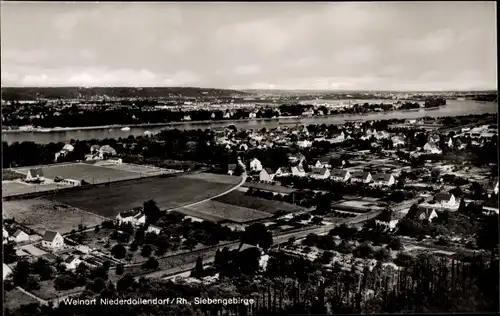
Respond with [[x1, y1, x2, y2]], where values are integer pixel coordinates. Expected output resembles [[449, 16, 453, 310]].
[[3, 288, 40, 310], [51, 175, 240, 218], [176, 200, 273, 223], [3, 198, 104, 235], [14, 163, 140, 184], [181, 172, 241, 184], [2, 169, 24, 181], [213, 190, 305, 214]]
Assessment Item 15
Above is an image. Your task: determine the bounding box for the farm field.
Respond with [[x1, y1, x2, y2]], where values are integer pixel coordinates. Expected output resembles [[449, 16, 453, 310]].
[[14, 162, 140, 184], [182, 172, 241, 185], [242, 182, 297, 194], [213, 191, 305, 214], [51, 176, 239, 218], [31, 280, 86, 300], [3, 198, 104, 235], [3, 288, 40, 310], [177, 200, 272, 223], [2, 180, 63, 197]]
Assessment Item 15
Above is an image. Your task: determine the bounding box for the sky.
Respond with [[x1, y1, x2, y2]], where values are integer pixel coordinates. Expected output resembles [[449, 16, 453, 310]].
[[1, 2, 497, 91]]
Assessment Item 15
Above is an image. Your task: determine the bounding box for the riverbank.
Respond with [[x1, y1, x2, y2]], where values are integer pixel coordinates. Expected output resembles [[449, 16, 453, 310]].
[[1, 106, 433, 133]]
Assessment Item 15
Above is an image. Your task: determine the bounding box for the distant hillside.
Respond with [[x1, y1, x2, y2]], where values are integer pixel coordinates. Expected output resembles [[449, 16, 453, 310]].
[[0, 87, 248, 100]]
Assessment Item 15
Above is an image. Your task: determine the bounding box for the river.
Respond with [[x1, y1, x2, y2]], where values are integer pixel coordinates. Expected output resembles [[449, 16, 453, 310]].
[[2, 100, 497, 144]]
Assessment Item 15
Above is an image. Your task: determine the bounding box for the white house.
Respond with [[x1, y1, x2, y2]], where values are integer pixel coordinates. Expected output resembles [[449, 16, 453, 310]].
[[227, 163, 238, 176], [26, 168, 44, 182], [249, 112, 257, 119], [415, 207, 438, 222], [297, 140, 313, 148], [423, 142, 442, 154], [291, 165, 307, 177], [372, 174, 395, 187], [391, 136, 406, 148], [3, 227, 9, 239], [3, 263, 12, 280], [375, 210, 399, 230], [350, 171, 372, 184], [41, 231, 64, 249], [146, 225, 162, 235], [107, 157, 123, 165], [60, 179, 81, 186], [10, 229, 29, 243], [250, 158, 263, 172], [259, 168, 276, 182], [116, 208, 146, 226], [183, 115, 192, 121], [330, 169, 350, 182], [310, 168, 331, 180], [64, 256, 83, 270], [275, 167, 291, 177], [434, 193, 457, 208], [99, 145, 117, 159]]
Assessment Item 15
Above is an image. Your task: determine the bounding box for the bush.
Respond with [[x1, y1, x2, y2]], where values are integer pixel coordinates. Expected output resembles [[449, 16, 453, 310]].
[[141, 244, 153, 257], [141, 257, 159, 270], [111, 244, 127, 259], [387, 237, 403, 251]]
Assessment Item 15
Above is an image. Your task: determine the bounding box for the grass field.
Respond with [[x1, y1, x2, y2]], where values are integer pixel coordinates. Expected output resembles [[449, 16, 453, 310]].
[[182, 172, 241, 185], [2, 169, 24, 181], [242, 182, 297, 194], [333, 200, 384, 213], [15, 163, 139, 184], [2, 181, 63, 197], [3, 199, 104, 235], [213, 191, 305, 214], [51, 176, 239, 218], [177, 200, 272, 223], [3, 288, 40, 310]]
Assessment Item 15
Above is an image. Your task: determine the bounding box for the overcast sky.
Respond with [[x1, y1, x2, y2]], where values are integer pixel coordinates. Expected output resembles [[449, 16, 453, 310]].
[[1, 2, 497, 91]]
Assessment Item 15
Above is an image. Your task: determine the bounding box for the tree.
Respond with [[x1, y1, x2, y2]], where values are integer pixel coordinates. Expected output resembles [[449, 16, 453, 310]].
[[374, 248, 390, 262], [143, 199, 161, 225], [3, 242, 18, 264], [406, 204, 419, 219], [320, 251, 334, 264], [476, 214, 499, 254], [353, 242, 374, 259], [117, 274, 134, 292], [141, 244, 153, 257], [116, 264, 124, 276], [111, 244, 127, 259], [142, 257, 159, 270], [12, 260, 31, 287], [240, 223, 273, 249], [94, 225, 100, 233], [457, 198, 466, 213], [32, 258, 54, 280], [88, 277, 106, 293], [387, 237, 403, 251], [192, 256, 204, 279]]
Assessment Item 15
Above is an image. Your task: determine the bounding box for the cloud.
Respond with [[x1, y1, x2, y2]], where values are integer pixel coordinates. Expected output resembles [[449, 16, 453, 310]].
[[53, 12, 79, 40], [233, 65, 261, 76], [2, 49, 50, 64], [2, 68, 201, 87], [393, 28, 455, 55]]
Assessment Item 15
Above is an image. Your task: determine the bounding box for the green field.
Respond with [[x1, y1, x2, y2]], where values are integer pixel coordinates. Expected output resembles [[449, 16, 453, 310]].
[[51, 175, 239, 218], [177, 200, 272, 223], [242, 182, 297, 194], [2, 169, 24, 181], [213, 191, 305, 214], [182, 172, 242, 184]]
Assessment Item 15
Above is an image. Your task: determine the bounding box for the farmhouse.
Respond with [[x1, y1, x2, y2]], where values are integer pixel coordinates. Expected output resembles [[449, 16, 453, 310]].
[[107, 157, 123, 165], [26, 168, 44, 182], [259, 168, 276, 182], [423, 142, 442, 154], [10, 229, 29, 243], [375, 210, 399, 230], [372, 173, 395, 187], [330, 169, 350, 182], [99, 145, 117, 159], [250, 158, 263, 172], [350, 171, 372, 184], [415, 207, 438, 222], [3, 263, 12, 280], [434, 193, 457, 208], [310, 168, 330, 180], [41, 231, 64, 249], [116, 208, 146, 226], [275, 167, 291, 177], [291, 165, 307, 177], [146, 225, 162, 235], [64, 256, 83, 270]]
